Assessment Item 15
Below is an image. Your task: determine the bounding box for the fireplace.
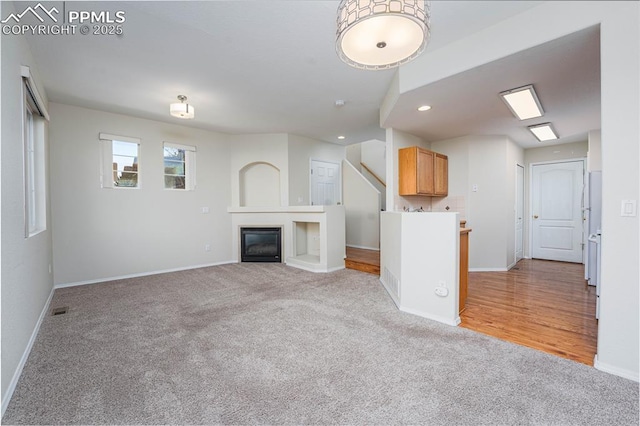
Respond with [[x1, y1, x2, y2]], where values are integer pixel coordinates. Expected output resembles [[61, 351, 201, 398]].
[[240, 227, 282, 263]]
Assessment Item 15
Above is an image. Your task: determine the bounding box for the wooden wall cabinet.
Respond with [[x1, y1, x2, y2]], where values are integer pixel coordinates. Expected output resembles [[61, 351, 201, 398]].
[[398, 146, 448, 196]]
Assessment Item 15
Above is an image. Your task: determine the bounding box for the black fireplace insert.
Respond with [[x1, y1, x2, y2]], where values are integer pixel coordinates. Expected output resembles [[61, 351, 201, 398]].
[[240, 227, 282, 262]]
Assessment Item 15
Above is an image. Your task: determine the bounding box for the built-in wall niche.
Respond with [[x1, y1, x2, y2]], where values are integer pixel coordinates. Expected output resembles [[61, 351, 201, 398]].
[[292, 221, 321, 265], [239, 162, 280, 207]]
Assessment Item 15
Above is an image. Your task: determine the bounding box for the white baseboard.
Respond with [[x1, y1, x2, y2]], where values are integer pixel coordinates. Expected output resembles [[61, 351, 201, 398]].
[[1, 287, 55, 417], [469, 267, 509, 272], [346, 244, 380, 251], [399, 306, 459, 327], [594, 354, 640, 382], [54, 261, 236, 289]]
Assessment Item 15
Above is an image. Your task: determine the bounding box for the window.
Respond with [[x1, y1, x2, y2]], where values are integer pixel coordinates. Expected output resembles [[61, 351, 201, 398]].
[[164, 142, 196, 190], [100, 133, 141, 188], [22, 66, 48, 237]]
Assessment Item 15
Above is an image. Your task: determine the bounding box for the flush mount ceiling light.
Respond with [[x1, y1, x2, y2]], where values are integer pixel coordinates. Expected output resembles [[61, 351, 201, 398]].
[[170, 95, 195, 119], [499, 85, 544, 120], [336, 0, 431, 70], [528, 123, 558, 142], [337, 135, 346, 140], [417, 105, 431, 112]]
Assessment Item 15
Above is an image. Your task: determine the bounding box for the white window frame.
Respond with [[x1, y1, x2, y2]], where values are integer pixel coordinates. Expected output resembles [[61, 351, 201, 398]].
[[99, 133, 141, 189], [22, 66, 48, 238], [163, 142, 196, 190]]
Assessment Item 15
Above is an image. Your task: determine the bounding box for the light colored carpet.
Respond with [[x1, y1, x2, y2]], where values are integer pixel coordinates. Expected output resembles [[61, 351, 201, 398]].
[[2, 263, 638, 425]]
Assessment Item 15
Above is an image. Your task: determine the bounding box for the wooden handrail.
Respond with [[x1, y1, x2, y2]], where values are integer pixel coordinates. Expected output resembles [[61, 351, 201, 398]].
[[360, 162, 386, 188]]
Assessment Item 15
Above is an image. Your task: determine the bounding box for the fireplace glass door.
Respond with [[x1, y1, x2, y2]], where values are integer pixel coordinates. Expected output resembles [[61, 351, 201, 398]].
[[240, 227, 282, 262]]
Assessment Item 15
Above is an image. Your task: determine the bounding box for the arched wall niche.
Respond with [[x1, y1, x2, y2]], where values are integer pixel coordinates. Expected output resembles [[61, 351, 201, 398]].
[[239, 162, 281, 207]]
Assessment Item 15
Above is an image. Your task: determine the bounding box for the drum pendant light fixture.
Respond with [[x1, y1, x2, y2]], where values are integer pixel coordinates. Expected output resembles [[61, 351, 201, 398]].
[[170, 95, 195, 119], [336, 0, 430, 70]]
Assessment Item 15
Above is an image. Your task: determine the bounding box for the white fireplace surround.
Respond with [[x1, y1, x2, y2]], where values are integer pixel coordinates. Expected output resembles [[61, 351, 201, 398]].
[[228, 206, 346, 273]]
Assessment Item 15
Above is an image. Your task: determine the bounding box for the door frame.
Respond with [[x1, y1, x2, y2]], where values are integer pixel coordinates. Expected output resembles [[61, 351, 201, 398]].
[[528, 158, 587, 263], [515, 163, 525, 265], [309, 158, 342, 206]]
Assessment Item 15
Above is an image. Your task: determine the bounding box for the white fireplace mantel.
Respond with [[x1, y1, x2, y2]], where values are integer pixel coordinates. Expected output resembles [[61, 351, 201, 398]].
[[228, 205, 345, 273]]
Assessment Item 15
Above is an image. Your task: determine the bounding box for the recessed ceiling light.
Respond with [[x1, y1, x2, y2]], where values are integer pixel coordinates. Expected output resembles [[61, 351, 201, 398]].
[[337, 135, 346, 140], [528, 123, 558, 142], [499, 85, 544, 120], [417, 105, 432, 112]]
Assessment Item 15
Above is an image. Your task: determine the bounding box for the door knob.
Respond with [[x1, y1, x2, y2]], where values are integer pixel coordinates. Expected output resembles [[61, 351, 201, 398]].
[[533, 215, 539, 219]]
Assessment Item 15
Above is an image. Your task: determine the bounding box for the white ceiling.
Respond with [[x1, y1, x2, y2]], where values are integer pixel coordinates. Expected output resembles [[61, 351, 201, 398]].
[[21, 1, 599, 148]]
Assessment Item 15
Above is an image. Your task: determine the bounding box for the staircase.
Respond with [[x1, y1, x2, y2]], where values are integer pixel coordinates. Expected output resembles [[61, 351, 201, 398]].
[[345, 247, 380, 275]]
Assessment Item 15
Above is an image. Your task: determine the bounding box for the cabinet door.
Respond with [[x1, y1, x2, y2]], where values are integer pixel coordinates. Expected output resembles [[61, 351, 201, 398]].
[[416, 149, 434, 195], [434, 153, 448, 196], [398, 147, 418, 195]]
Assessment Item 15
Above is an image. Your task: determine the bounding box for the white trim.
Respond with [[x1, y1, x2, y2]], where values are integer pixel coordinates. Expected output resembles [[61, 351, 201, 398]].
[[98, 133, 141, 144], [1, 287, 55, 416], [515, 163, 525, 263], [399, 306, 460, 327], [164, 141, 196, 152], [469, 267, 509, 272], [326, 265, 346, 273], [20, 65, 49, 121], [346, 244, 380, 251], [54, 261, 236, 289], [507, 261, 517, 270], [594, 354, 640, 382]]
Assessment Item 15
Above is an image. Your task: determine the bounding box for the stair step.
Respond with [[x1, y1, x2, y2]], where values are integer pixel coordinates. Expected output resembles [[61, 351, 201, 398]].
[[345, 259, 380, 275], [345, 246, 380, 275]]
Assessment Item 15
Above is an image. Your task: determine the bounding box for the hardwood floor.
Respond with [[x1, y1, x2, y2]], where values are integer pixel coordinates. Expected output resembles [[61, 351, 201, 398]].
[[460, 259, 598, 366], [345, 247, 380, 275]]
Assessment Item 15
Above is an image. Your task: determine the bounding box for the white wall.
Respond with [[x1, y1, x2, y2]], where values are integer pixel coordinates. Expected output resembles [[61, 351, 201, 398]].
[[239, 162, 281, 207], [343, 161, 380, 250], [49, 103, 233, 286], [346, 143, 361, 171], [1, 2, 54, 411], [391, 1, 639, 380], [229, 134, 289, 207], [346, 140, 387, 209], [380, 212, 460, 326], [430, 135, 523, 270], [588, 130, 602, 172], [361, 139, 386, 181], [287, 134, 346, 206], [524, 140, 588, 165], [385, 128, 432, 212]]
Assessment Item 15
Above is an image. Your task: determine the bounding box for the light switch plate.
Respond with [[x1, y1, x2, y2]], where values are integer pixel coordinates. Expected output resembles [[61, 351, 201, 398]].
[[621, 200, 637, 217]]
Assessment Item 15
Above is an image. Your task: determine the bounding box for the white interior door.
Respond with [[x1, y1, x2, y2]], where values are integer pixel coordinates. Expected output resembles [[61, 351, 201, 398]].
[[531, 160, 584, 263], [310, 160, 340, 206], [516, 164, 524, 261]]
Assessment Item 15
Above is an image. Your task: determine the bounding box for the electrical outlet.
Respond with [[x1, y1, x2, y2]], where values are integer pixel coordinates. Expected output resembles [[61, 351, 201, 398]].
[[439, 280, 447, 288], [205, 244, 211, 252]]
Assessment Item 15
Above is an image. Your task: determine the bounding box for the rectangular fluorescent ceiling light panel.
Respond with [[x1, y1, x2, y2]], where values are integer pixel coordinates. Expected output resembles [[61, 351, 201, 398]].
[[528, 123, 558, 142], [500, 85, 544, 120]]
